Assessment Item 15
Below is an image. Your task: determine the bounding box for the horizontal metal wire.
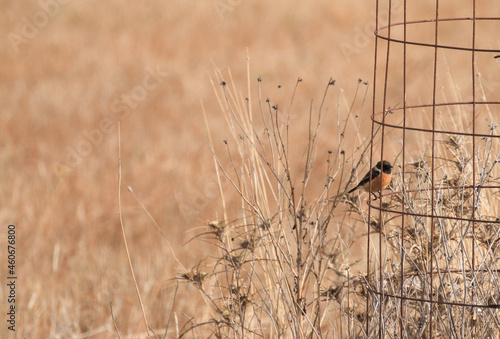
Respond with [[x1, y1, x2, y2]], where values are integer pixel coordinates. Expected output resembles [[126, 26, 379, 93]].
[[372, 102, 500, 138], [376, 17, 500, 53]]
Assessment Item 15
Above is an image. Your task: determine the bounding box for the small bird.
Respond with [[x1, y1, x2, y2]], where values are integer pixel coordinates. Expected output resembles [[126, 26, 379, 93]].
[[348, 161, 393, 199]]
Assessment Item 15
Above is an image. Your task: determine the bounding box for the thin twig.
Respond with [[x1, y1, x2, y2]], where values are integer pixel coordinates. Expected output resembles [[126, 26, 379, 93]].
[[117, 122, 150, 336]]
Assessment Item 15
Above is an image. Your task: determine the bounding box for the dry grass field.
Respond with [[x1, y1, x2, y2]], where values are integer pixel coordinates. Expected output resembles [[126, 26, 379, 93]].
[[1, 0, 500, 338]]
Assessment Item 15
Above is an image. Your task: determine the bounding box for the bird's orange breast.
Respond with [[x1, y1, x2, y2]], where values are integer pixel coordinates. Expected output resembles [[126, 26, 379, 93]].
[[364, 172, 392, 192]]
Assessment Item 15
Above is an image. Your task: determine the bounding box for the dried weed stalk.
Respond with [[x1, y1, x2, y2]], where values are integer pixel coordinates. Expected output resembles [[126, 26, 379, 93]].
[[177, 65, 500, 338]]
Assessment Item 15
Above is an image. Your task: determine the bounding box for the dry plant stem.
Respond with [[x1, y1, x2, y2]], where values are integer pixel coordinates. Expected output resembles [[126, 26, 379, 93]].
[[218, 81, 293, 208], [164, 282, 180, 339], [192, 72, 378, 337], [209, 144, 266, 222], [127, 186, 186, 271], [110, 302, 121, 339], [202, 101, 229, 223], [117, 122, 150, 336]]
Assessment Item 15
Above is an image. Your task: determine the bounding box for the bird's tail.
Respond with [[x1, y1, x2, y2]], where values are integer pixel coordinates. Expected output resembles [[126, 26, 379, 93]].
[[348, 186, 358, 194]]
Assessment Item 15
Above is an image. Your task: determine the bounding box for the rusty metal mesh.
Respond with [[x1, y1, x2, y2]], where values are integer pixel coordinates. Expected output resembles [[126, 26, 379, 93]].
[[366, 0, 500, 337]]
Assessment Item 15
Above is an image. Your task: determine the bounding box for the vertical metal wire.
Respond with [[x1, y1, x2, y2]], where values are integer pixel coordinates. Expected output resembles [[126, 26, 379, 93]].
[[367, 0, 380, 334], [429, 0, 440, 336], [377, 0, 392, 333], [471, 1, 477, 335], [399, 1, 408, 337]]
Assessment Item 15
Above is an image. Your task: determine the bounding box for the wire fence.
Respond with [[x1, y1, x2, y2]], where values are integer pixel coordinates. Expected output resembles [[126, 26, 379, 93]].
[[367, 0, 500, 337]]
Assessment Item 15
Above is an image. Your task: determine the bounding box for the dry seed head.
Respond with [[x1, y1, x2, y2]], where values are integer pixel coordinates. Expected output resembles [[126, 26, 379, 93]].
[[209, 220, 224, 229], [411, 160, 426, 170], [224, 254, 244, 269], [321, 284, 343, 302], [444, 176, 460, 187], [391, 191, 404, 205], [411, 160, 428, 180], [177, 269, 208, 287], [454, 158, 469, 172], [452, 196, 472, 215], [239, 239, 253, 250], [345, 194, 360, 206], [240, 294, 251, 305], [381, 201, 391, 209], [405, 224, 425, 242], [221, 310, 231, 321], [352, 279, 367, 298], [208, 220, 227, 239], [230, 278, 246, 294], [369, 217, 385, 234], [239, 234, 259, 251], [323, 248, 339, 266], [437, 194, 451, 208], [477, 225, 500, 249], [260, 219, 271, 230], [446, 135, 463, 150], [356, 311, 367, 323], [386, 230, 401, 250]]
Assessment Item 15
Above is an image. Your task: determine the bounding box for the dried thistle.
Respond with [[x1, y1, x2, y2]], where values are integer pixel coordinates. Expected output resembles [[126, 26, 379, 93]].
[[260, 219, 271, 230], [208, 220, 227, 240], [321, 283, 343, 302], [223, 254, 245, 269], [369, 216, 386, 234], [446, 135, 463, 150], [411, 160, 427, 170], [476, 224, 500, 250], [177, 267, 208, 288], [239, 233, 260, 252]]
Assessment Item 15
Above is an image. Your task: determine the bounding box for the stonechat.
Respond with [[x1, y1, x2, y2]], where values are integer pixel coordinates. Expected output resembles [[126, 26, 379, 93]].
[[348, 160, 393, 199]]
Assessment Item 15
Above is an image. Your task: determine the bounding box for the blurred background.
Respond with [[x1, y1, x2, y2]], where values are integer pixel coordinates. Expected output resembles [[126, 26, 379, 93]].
[[4, 0, 497, 337]]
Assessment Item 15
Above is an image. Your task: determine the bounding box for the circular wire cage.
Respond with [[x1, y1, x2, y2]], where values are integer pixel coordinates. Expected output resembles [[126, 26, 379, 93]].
[[366, 0, 500, 338]]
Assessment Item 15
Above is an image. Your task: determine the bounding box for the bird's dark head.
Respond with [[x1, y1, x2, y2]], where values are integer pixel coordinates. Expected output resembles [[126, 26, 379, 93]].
[[376, 160, 393, 174]]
